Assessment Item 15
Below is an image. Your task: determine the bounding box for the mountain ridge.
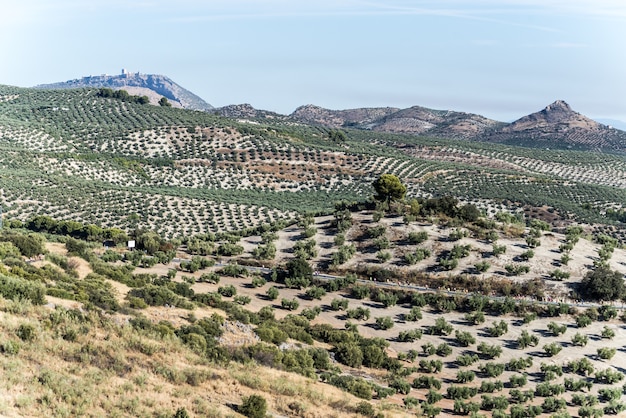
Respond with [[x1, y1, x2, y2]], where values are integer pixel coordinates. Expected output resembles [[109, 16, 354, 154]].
[[216, 99, 626, 151], [30, 72, 626, 151], [35, 71, 214, 111]]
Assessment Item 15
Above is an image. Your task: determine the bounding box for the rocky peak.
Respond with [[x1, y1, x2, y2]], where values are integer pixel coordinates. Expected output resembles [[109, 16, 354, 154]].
[[504, 100, 600, 131]]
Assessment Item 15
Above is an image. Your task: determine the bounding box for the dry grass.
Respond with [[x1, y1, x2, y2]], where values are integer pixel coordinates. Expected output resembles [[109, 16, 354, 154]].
[[0, 298, 400, 418]]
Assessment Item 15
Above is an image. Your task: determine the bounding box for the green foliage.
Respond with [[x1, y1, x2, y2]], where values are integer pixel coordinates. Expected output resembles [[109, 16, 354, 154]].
[[597, 347, 617, 359], [506, 357, 533, 372], [375, 316, 394, 330], [478, 362, 504, 378], [412, 375, 441, 390], [280, 298, 300, 311], [477, 342, 502, 359], [464, 310, 485, 325], [479, 380, 504, 393], [580, 266, 625, 301], [397, 329, 422, 342], [372, 174, 407, 203], [454, 330, 476, 347], [456, 354, 479, 367], [543, 342, 563, 357], [347, 307, 371, 321], [427, 317, 453, 336], [456, 370, 476, 383], [97, 88, 150, 105], [407, 231, 428, 244], [487, 320, 508, 337], [0, 273, 46, 305], [239, 394, 267, 418], [576, 315, 593, 328], [265, 286, 279, 300], [547, 321, 567, 336], [568, 358, 595, 376], [330, 298, 349, 311]]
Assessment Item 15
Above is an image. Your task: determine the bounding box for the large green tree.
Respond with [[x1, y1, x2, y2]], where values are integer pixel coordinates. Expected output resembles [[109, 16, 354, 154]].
[[372, 174, 407, 203], [579, 266, 625, 301]]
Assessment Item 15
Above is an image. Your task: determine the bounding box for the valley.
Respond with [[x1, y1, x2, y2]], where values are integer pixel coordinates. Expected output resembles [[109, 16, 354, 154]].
[[1, 83, 626, 417]]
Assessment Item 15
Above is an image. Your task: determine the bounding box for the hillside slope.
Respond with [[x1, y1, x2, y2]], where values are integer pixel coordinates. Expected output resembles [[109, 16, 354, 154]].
[[2, 85, 626, 238], [36, 72, 213, 111]]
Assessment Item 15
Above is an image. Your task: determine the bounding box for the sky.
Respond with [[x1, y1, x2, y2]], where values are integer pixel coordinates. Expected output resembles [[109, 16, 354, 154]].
[[1, 0, 625, 122]]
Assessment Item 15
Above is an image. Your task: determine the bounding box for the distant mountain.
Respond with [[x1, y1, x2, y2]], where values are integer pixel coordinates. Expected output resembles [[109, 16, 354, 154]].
[[35, 71, 213, 111], [33, 72, 626, 150], [482, 100, 626, 150], [280, 100, 626, 151]]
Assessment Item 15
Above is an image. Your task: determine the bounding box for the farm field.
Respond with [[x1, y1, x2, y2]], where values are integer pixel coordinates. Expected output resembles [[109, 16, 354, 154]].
[[2, 85, 626, 241], [3, 202, 626, 417], [3, 84, 626, 417]]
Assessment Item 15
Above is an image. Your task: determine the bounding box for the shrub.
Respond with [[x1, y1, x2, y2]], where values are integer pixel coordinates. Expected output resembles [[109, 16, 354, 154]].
[[397, 329, 422, 342], [239, 394, 267, 418], [355, 401, 377, 417], [547, 321, 567, 336], [389, 378, 411, 395], [447, 385, 478, 400], [454, 330, 476, 347], [543, 342, 562, 357], [330, 298, 349, 311], [576, 315, 592, 328], [479, 362, 504, 378], [506, 357, 533, 372], [464, 311, 485, 325], [568, 358, 595, 376], [509, 374, 527, 388], [427, 317, 453, 335], [535, 382, 565, 397], [456, 354, 479, 367], [601, 326, 616, 339], [456, 370, 475, 383], [0, 274, 46, 305], [305, 286, 326, 300], [480, 380, 504, 393], [281, 298, 300, 311], [517, 330, 539, 349], [487, 320, 508, 337], [412, 375, 441, 390], [375, 316, 394, 330], [408, 231, 428, 244], [477, 342, 502, 359], [217, 285, 236, 297], [405, 306, 422, 321], [435, 343, 452, 357], [266, 286, 279, 300], [597, 347, 616, 360]]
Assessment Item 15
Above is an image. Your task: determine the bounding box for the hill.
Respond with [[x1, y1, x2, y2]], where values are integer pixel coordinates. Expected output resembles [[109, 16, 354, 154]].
[[2, 205, 626, 417], [35, 72, 626, 151], [482, 100, 626, 150], [226, 101, 626, 152], [3, 82, 626, 417], [2, 84, 626, 241], [35, 71, 213, 111]]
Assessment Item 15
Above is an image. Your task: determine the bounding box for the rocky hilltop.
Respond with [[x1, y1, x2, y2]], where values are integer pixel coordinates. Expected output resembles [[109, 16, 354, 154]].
[[36, 72, 213, 111], [285, 100, 626, 151], [482, 100, 626, 150]]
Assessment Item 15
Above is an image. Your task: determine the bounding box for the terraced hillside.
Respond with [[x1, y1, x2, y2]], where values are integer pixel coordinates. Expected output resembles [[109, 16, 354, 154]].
[[2, 85, 626, 239]]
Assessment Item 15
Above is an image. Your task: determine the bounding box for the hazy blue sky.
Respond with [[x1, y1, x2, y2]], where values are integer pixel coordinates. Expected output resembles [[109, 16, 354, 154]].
[[1, 0, 624, 122]]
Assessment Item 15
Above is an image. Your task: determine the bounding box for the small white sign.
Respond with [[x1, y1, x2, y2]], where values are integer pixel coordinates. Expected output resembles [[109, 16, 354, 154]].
[[128, 240, 136, 249]]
